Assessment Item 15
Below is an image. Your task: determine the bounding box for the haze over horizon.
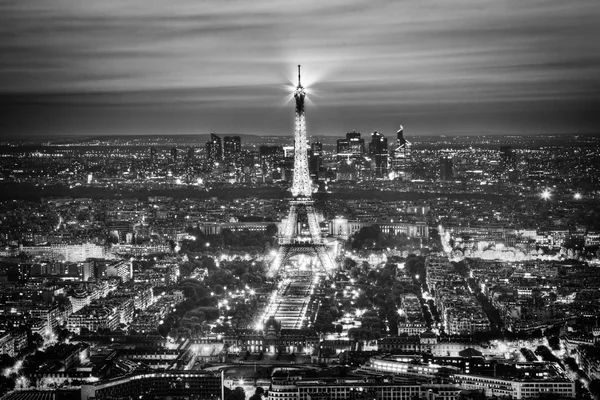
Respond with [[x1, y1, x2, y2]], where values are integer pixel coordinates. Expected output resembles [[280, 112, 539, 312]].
[[1, 0, 599, 138]]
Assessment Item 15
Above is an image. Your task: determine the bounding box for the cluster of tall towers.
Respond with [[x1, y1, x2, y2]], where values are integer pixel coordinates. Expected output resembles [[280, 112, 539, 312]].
[[148, 134, 241, 171], [336, 126, 412, 180], [148, 68, 416, 184], [205, 133, 241, 166]]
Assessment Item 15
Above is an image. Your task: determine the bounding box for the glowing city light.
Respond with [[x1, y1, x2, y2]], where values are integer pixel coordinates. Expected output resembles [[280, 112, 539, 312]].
[[541, 189, 551, 200], [574, 193, 582, 200]]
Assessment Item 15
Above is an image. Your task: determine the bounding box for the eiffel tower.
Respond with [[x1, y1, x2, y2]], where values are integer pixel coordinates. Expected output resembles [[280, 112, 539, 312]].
[[267, 66, 337, 278]]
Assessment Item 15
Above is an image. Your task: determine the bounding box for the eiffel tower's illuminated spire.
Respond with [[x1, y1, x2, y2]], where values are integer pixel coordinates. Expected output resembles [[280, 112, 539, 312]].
[[291, 65, 311, 198]]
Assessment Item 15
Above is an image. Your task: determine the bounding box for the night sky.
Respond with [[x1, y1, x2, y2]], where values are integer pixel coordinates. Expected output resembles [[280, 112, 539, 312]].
[[1, 0, 599, 137]]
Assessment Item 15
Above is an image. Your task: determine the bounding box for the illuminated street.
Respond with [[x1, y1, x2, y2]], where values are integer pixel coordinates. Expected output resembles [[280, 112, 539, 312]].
[[258, 259, 320, 330]]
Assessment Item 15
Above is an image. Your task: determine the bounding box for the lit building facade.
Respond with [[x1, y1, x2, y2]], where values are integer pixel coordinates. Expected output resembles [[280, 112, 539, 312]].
[[328, 219, 428, 240], [440, 155, 454, 181], [223, 136, 241, 160], [455, 374, 575, 399], [67, 305, 119, 334], [369, 131, 389, 178], [391, 125, 412, 180], [224, 316, 319, 354], [206, 133, 223, 167]]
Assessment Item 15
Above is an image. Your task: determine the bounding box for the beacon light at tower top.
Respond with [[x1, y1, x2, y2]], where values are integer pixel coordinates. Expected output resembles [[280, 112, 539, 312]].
[[295, 64, 304, 91], [286, 63, 321, 95], [293, 65, 306, 102]]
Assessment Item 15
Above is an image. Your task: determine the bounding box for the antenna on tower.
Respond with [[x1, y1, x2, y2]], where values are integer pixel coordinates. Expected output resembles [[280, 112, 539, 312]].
[[297, 65, 302, 87]]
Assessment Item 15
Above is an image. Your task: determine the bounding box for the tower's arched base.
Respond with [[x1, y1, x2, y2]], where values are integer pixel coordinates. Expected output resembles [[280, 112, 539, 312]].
[[268, 243, 336, 278]]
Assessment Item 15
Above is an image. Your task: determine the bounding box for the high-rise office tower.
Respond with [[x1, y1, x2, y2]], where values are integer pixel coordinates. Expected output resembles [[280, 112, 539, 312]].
[[499, 145, 518, 182], [149, 147, 157, 166], [309, 142, 323, 181], [336, 131, 366, 180], [340, 130, 365, 156], [187, 148, 196, 166], [311, 141, 323, 153], [336, 131, 364, 156], [337, 130, 364, 161], [440, 154, 454, 181], [336, 138, 350, 155], [499, 146, 512, 160], [391, 125, 412, 180], [259, 145, 285, 181], [170, 147, 178, 164], [206, 133, 222, 167], [223, 136, 241, 160], [259, 145, 285, 161], [369, 131, 388, 178]]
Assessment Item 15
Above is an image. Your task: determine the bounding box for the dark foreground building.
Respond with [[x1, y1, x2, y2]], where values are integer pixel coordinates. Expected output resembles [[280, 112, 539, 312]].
[[81, 371, 221, 400]]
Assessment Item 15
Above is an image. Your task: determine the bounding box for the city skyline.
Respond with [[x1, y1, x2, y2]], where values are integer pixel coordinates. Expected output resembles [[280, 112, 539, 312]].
[[2, 0, 600, 137], [1, 13, 600, 394]]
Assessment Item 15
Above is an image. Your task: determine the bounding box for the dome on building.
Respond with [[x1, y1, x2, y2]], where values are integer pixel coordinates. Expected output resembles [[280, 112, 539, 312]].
[[264, 316, 281, 333]]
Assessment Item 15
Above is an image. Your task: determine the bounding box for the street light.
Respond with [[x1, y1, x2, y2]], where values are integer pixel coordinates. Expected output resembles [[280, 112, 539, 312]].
[[540, 189, 551, 200]]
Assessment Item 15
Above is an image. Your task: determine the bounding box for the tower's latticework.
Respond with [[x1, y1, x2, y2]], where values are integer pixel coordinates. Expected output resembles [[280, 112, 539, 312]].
[[268, 66, 337, 277], [290, 67, 311, 198]]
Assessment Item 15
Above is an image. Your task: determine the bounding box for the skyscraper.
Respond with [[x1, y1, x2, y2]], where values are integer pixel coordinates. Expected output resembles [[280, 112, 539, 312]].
[[187, 147, 195, 161], [206, 133, 222, 167], [391, 125, 412, 180], [499, 145, 518, 182], [223, 136, 241, 160], [440, 155, 454, 181], [369, 131, 388, 178], [149, 147, 157, 167], [310, 141, 323, 153], [170, 147, 179, 164], [259, 145, 284, 161], [336, 130, 364, 156], [309, 142, 323, 181]]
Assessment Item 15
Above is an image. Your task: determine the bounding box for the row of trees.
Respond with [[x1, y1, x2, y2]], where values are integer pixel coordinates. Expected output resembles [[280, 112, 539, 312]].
[[180, 225, 278, 254], [313, 296, 344, 334], [335, 255, 428, 338], [225, 386, 265, 400], [178, 256, 267, 288], [155, 257, 271, 338], [350, 225, 423, 250]]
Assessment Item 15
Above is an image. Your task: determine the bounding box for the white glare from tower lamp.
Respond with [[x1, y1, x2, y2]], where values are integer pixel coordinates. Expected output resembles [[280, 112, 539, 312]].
[[541, 189, 551, 200]]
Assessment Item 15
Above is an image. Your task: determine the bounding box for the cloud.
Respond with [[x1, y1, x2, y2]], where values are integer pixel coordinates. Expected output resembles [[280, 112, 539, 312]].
[[1, 0, 599, 135]]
